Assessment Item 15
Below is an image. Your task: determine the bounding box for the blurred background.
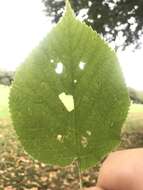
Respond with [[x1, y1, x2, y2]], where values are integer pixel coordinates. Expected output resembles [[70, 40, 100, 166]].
[[0, 0, 143, 189], [0, 0, 143, 90]]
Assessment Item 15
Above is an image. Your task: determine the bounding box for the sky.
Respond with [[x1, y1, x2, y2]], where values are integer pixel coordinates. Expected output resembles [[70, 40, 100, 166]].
[[0, 0, 143, 91]]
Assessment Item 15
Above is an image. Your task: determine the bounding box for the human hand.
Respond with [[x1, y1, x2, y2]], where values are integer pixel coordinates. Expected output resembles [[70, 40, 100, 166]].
[[85, 148, 143, 190]]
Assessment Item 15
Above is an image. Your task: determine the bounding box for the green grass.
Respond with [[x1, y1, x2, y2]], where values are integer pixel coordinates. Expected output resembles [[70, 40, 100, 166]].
[[122, 103, 143, 133], [129, 103, 143, 113], [0, 85, 10, 119]]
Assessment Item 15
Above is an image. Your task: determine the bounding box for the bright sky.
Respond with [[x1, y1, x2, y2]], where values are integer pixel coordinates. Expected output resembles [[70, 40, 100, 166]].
[[0, 0, 52, 70], [0, 0, 143, 91]]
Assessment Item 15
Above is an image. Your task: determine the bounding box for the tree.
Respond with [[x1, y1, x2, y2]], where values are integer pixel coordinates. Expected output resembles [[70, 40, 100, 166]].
[[0, 70, 14, 85], [42, 0, 143, 49]]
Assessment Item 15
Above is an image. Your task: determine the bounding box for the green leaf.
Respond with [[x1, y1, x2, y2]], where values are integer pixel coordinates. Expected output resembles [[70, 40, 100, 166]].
[[9, 0, 129, 170]]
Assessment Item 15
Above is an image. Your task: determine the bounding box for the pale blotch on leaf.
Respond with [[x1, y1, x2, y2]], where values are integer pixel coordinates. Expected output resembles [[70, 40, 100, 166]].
[[110, 122, 114, 127], [58, 92, 74, 112], [57, 134, 63, 143], [81, 136, 88, 148], [28, 107, 31, 112], [86, 130, 92, 136], [79, 61, 86, 70], [55, 62, 63, 74]]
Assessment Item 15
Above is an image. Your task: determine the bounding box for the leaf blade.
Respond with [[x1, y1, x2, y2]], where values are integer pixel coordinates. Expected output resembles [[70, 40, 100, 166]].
[[9, 1, 129, 170]]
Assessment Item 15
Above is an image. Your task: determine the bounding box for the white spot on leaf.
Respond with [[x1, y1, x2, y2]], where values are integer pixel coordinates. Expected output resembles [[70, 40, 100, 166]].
[[55, 62, 63, 74], [58, 92, 74, 112], [81, 136, 88, 148], [74, 79, 77, 84], [79, 61, 86, 70]]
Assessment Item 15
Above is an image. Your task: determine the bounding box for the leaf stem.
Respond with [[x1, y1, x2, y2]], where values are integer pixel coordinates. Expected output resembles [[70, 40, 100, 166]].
[[76, 158, 83, 189]]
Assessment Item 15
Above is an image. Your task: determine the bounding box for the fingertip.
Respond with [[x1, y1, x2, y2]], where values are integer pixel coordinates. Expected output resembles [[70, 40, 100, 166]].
[[83, 186, 104, 190]]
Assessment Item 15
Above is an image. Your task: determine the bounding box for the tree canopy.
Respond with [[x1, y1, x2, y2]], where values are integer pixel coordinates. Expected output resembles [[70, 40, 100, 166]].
[[42, 0, 143, 49], [0, 70, 14, 86]]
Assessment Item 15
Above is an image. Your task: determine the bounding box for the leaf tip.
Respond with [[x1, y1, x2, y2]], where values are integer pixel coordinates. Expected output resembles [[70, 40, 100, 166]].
[[65, 0, 71, 8], [64, 0, 75, 17]]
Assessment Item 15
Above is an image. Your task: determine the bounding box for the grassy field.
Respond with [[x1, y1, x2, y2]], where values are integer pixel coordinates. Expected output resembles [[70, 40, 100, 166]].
[[130, 103, 143, 113], [122, 103, 143, 133], [0, 85, 10, 119]]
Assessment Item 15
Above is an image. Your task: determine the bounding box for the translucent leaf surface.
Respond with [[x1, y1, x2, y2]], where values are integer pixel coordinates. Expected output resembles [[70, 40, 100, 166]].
[[9, 1, 129, 170]]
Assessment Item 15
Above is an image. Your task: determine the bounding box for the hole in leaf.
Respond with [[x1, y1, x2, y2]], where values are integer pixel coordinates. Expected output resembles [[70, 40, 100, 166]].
[[81, 136, 88, 148], [97, 14, 102, 19], [79, 61, 86, 70], [88, 1, 92, 7], [86, 130, 91, 136], [55, 62, 63, 74], [74, 79, 77, 84], [58, 92, 74, 112], [50, 59, 54, 63], [56, 134, 63, 143]]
